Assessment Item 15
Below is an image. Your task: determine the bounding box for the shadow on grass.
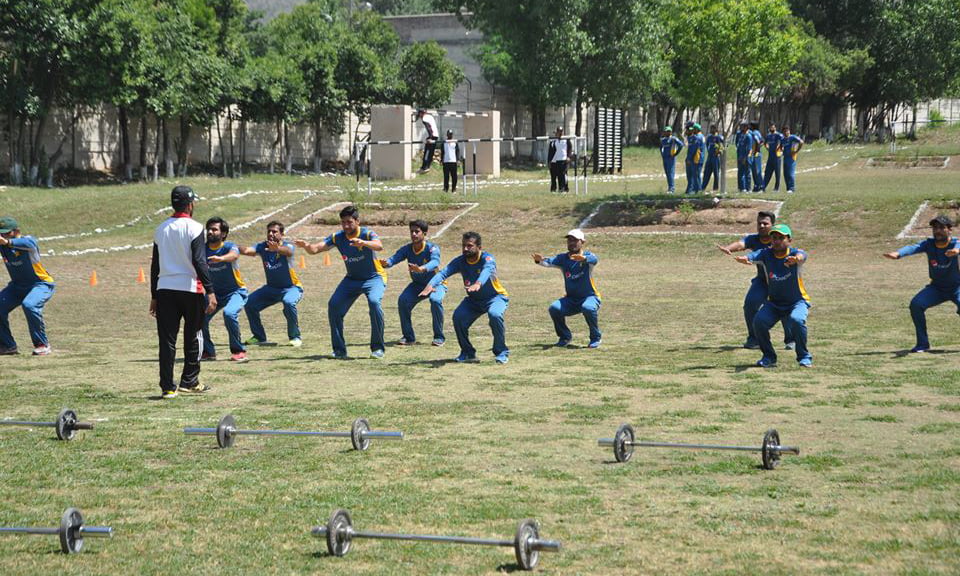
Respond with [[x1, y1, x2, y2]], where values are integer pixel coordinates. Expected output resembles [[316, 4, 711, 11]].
[[849, 348, 958, 358], [686, 345, 744, 352], [495, 562, 530, 573]]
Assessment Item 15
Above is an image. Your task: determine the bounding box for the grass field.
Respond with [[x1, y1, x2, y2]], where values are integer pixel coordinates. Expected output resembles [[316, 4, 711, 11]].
[[1, 131, 959, 575]]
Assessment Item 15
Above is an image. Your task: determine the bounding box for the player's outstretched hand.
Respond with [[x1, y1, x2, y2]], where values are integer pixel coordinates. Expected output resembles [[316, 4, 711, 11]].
[[716, 243, 733, 255], [266, 240, 281, 252], [946, 247, 959, 258], [882, 251, 900, 260], [532, 253, 543, 264], [734, 255, 752, 265], [418, 284, 435, 297], [208, 255, 225, 263], [205, 293, 218, 315], [569, 253, 586, 262], [408, 263, 425, 273], [784, 255, 801, 267], [293, 238, 309, 248], [465, 282, 481, 293]]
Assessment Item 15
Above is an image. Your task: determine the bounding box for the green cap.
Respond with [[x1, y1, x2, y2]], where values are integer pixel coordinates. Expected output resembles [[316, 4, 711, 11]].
[[770, 223, 792, 237], [692, 123, 701, 131], [0, 216, 18, 234], [663, 126, 672, 132]]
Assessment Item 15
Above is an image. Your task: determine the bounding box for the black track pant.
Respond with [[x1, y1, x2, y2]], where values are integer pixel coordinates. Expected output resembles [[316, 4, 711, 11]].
[[156, 289, 205, 392], [443, 162, 458, 192], [420, 139, 437, 171], [550, 160, 569, 192]]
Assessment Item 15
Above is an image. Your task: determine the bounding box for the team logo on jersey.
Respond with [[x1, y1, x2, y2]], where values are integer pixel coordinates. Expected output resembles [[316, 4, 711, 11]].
[[565, 271, 571, 278], [485, 256, 492, 262]]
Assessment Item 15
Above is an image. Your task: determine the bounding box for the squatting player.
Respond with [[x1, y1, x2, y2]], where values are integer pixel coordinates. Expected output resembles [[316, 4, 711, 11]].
[[240, 221, 304, 347], [0, 216, 55, 356], [532, 228, 602, 349], [202, 217, 249, 362]]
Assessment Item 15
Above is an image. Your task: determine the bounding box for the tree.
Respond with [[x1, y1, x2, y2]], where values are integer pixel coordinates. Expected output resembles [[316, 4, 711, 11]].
[[239, 51, 307, 173], [397, 41, 464, 109]]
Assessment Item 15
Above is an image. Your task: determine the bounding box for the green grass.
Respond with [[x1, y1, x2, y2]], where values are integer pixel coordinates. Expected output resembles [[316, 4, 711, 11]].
[[0, 136, 959, 574]]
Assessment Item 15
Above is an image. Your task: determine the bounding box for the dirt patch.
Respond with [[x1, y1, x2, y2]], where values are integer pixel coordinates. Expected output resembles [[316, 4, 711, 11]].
[[866, 155, 950, 169], [581, 198, 781, 235], [294, 201, 476, 238], [902, 200, 960, 237]]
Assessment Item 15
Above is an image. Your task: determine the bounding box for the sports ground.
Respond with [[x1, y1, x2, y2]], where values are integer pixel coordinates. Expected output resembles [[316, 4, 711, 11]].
[[1, 129, 959, 574]]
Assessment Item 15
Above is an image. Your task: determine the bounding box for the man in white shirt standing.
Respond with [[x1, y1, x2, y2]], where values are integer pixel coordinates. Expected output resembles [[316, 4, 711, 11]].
[[417, 109, 439, 174], [549, 126, 575, 193], [441, 129, 460, 192], [149, 186, 217, 398]]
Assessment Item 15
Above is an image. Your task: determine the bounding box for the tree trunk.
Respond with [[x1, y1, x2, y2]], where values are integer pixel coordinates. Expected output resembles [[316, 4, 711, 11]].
[[178, 116, 190, 177], [284, 121, 292, 175], [314, 117, 322, 173], [227, 109, 236, 177], [162, 117, 173, 178], [215, 113, 227, 176], [574, 87, 584, 137], [138, 115, 148, 180], [270, 117, 280, 174], [119, 106, 133, 181], [238, 116, 245, 177]]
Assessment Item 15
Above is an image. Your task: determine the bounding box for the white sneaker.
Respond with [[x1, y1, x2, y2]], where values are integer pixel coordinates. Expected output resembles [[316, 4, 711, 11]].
[[32, 345, 52, 356], [787, 189, 795, 194], [289, 338, 302, 348]]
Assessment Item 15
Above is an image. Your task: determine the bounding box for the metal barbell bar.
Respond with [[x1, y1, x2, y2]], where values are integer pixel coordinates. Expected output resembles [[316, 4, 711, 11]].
[[599, 424, 800, 469], [0, 508, 113, 554], [0, 409, 94, 441], [311, 509, 560, 571], [183, 414, 404, 450]]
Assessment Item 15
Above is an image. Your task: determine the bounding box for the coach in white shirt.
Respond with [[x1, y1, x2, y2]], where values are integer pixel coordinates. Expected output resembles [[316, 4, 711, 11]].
[[417, 109, 439, 174], [149, 186, 217, 398], [549, 126, 575, 193]]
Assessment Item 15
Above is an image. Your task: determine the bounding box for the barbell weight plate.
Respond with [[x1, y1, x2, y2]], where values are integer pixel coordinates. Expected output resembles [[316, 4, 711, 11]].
[[514, 519, 540, 571], [614, 423, 635, 463], [217, 414, 236, 449], [351, 418, 370, 451], [762, 429, 780, 470], [326, 508, 353, 557], [59, 508, 83, 554], [56, 409, 77, 441]]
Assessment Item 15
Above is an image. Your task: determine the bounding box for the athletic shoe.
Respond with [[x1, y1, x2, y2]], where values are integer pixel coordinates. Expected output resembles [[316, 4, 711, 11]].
[[396, 337, 414, 346], [230, 352, 249, 363], [798, 358, 813, 368], [756, 358, 777, 368], [32, 345, 52, 356], [494, 353, 510, 364], [431, 339, 445, 347], [200, 351, 216, 361], [370, 349, 384, 359], [0, 346, 19, 355], [742, 339, 760, 350], [289, 338, 302, 348], [455, 353, 478, 363], [784, 341, 796, 351], [773, 188, 780, 193], [417, 168, 431, 175], [910, 345, 929, 353], [161, 389, 178, 399], [555, 338, 571, 348], [588, 339, 602, 349], [180, 383, 211, 393], [244, 336, 270, 345], [787, 189, 795, 194], [333, 353, 348, 360]]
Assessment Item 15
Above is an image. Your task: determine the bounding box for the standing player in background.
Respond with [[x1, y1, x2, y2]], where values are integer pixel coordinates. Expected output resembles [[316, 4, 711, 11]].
[[782, 126, 804, 194], [417, 109, 439, 174], [240, 221, 303, 348], [750, 122, 764, 192], [379, 220, 446, 347], [883, 215, 960, 352], [296, 205, 386, 359], [761, 123, 783, 192], [421, 232, 509, 364], [202, 217, 249, 362], [549, 126, 575, 193], [441, 129, 460, 193], [532, 228, 602, 349], [685, 123, 705, 194], [660, 126, 684, 194], [701, 125, 724, 194], [0, 216, 55, 356], [735, 122, 753, 193]]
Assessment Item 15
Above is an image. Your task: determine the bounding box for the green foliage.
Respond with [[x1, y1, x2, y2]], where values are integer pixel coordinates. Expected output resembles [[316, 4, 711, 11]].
[[397, 41, 465, 109]]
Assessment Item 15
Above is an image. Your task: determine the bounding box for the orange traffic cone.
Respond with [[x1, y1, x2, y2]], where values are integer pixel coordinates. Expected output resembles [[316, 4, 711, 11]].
[[137, 267, 146, 283], [89, 270, 98, 287], [323, 252, 332, 267], [298, 255, 306, 269]]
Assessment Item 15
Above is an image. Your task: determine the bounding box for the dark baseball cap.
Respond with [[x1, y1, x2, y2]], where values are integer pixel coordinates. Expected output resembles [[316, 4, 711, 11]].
[[930, 215, 954, 228], [0, 216, 18, 233], [171, 186, 198, 207]]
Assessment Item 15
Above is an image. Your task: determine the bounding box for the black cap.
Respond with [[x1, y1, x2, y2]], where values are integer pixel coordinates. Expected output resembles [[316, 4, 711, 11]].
[[930, 214, 954, 228], [171, 185, 198, 208], [446, 129, 454, 137]]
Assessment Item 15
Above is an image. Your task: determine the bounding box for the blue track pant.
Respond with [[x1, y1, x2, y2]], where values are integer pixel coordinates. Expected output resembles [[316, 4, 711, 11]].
[[754, 301, 811, 365], [685, 161, 703, 194], [0, 282, 54, 349], [328, 276, 385, 356], [784, 158, 798, 191], [245, 285, 302, 342], [662, 156, 677, 192], [702, 157, 721, 191], [453, 294, 508, 358], [203, 290, 247, 355], [738, 156, 751, 191], [751, 154, 763, 190], [909, 284, 960, 349], [398, 281, 446, 343], [549, 295, 601, 343], [763, 155, 781, 190], [743, 278, 793, 346]]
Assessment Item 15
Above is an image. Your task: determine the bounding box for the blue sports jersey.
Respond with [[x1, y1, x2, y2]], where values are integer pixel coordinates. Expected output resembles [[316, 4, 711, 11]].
[[783, 135, 803, 161], [751, 130, 763, 157], [686, 133, 705, 163], [206, 241, 246, 295], [897, 237, 960, 290], [743, 233, 773, 280], [541, 252, 601, 299], [660, 135, 684, 159], [1, 236, 54, 286], [764, 132, 783, 157], [324, 227, 386, 282], [255, 241, 301, 289], [706, 134, 725, 156], [735, 131, 753, 156], [429, 251, 508, 301], [747, 247, 810, 306], [384, 241, 441, 285]]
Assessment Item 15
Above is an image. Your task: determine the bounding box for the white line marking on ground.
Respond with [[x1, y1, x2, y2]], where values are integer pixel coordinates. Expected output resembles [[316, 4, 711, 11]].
[[897, 201, 929, 239]]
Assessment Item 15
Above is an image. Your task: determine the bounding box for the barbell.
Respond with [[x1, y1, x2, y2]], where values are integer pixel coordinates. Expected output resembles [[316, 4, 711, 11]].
[[0, 409, 94, 441], [0, 508, 113, 554], [183, 414, 404, 450], [599, 423, 800, 469], [312, 509, 560, 571]]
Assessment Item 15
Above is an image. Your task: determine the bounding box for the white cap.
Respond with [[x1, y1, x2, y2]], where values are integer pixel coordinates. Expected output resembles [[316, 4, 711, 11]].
[[565, 228, 585, 241]]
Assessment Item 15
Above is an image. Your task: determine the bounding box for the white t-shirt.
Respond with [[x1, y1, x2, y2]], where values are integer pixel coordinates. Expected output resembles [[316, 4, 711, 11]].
[[421, 114, 438, 140], [551, 139, 570, 163], [442, 141, 459, 163], [154, 216, 205, 293]]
